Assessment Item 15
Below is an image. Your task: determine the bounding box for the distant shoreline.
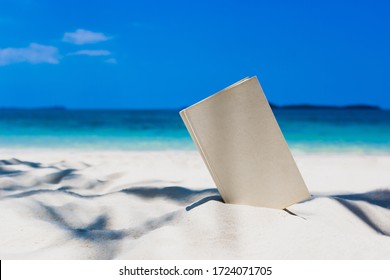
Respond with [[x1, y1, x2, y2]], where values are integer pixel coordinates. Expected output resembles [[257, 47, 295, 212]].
[[0, 104, 384, 111], [269, 103, 382, 111]]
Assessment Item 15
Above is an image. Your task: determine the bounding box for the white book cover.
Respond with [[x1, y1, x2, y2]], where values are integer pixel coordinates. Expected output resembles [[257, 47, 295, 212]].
[[180, 76, 310, 209]]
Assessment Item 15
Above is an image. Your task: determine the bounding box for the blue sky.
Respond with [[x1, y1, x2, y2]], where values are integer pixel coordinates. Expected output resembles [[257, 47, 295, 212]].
[[0, 0, 389, 109]]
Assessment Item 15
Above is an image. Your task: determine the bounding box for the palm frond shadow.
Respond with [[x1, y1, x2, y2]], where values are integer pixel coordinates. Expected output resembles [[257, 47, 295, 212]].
[[306, 189, 390, 236]]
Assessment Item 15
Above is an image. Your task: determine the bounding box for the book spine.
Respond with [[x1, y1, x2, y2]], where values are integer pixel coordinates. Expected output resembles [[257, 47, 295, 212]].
[[179, 110, 228, 203]]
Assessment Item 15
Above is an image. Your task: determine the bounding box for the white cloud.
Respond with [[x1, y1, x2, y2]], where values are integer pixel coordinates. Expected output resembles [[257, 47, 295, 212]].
[[104, 58, 117, 64], [0, 43, 60, 66], [68, 49, 111, 56], [62, 29, 111, 45]]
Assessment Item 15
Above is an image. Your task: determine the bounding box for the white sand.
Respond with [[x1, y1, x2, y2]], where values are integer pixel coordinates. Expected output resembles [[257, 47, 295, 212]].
[[0, 149, 389, 259]]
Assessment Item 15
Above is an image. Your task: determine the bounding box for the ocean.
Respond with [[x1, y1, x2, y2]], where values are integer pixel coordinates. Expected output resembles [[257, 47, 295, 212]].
[[0, 108, 389, 153]]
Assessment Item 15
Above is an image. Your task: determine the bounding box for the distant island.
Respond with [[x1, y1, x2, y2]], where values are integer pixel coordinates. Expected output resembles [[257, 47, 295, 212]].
[[179, 103, 383, 111], [269, 103, 382, 110], [0, 106, 67, 111]]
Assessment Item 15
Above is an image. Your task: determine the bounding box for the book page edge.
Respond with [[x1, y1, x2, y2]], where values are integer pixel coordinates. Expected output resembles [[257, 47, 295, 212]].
[[179, 110, 230, 203]]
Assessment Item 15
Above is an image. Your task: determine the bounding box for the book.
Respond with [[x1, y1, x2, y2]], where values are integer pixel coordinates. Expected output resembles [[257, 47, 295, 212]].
[[180, 76, 310, 209]]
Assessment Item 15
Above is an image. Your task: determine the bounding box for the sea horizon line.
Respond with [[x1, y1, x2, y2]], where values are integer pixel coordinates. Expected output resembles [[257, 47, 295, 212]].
[[0, 103, 387, 111]]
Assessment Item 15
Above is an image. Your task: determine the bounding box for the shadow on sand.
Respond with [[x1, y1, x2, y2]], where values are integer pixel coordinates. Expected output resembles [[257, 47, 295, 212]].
[[308, 189, 390, 236], [121, 186, 220, 204], [1, 157, 390, 239]]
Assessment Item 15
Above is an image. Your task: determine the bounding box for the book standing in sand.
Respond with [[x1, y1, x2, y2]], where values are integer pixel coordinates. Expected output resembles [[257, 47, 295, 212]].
[[180, 76, 310, 209]]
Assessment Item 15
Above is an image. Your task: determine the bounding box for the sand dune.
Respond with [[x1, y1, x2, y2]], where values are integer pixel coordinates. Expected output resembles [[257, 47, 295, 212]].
[[0, 150, 389, 259]]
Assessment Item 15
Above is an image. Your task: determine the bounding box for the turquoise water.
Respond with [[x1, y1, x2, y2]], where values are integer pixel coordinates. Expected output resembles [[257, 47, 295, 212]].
[[0, 109, 389, 153]]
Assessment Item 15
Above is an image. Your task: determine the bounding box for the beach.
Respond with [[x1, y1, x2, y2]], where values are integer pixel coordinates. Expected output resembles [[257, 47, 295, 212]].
[[1, 148, 389, 259], [1, 0, 390, 266]]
